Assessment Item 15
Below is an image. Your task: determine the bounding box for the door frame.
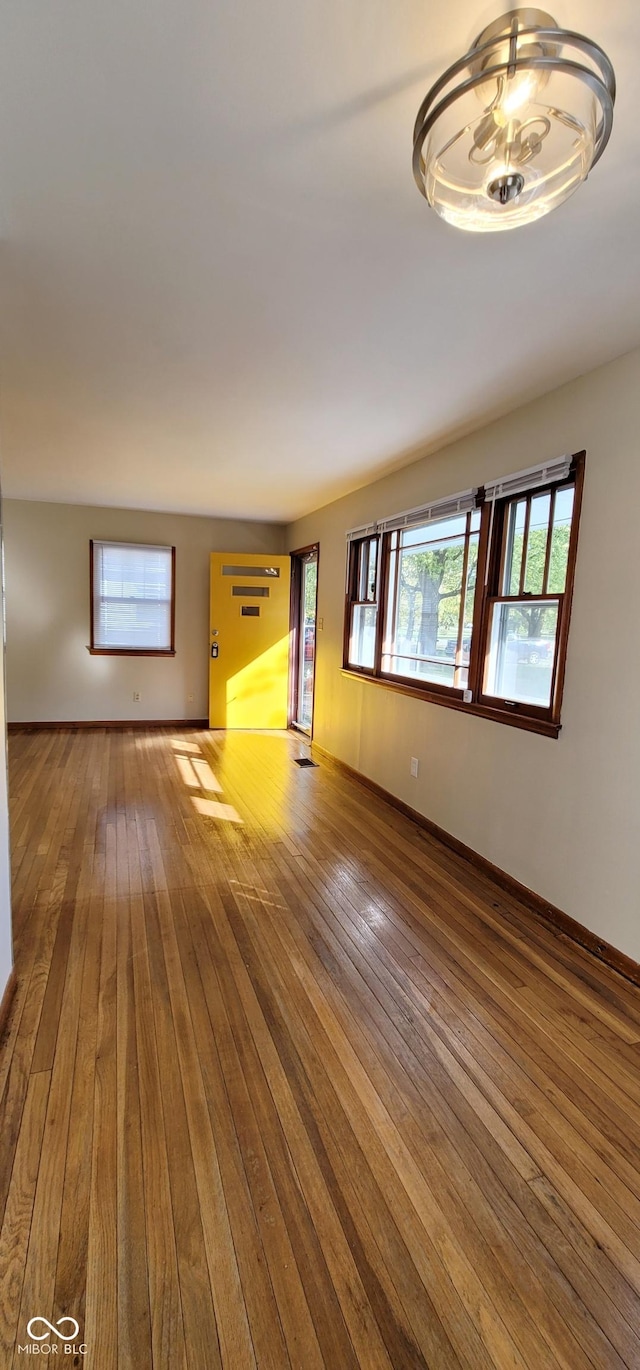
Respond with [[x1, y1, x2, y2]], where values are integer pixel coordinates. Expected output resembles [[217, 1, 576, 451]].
[[289, 543, 319, 737]]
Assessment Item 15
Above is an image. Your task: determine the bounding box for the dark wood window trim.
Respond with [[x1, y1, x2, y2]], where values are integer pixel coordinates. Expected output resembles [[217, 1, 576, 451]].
[[88, 649, 177, 657], [340, 669, 560, 737], [89, 541, 176, 656], [342, 451, 585, 738]]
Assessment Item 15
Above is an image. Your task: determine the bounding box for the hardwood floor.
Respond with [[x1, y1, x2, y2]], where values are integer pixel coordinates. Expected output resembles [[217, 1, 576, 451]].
[[2, 727, 640, 1367]]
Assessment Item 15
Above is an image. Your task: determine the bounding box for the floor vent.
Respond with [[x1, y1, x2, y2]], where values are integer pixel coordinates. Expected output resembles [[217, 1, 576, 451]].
[[294, 757, 318, 768]]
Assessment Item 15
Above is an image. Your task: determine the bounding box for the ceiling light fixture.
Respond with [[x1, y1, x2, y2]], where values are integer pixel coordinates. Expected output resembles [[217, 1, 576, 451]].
[[412, 8, 615, 231]]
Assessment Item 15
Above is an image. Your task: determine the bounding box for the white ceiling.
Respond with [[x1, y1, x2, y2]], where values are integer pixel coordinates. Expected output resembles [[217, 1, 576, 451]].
[[1, 1, 639, 523]]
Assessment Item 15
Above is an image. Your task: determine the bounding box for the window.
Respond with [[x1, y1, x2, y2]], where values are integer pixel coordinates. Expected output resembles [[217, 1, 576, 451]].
[[90, 541, 176, 655], [344, 452, 584, 736], [383, 511, 480, 692], [344, 534, 379, 671], [481, 483, 575, 714]]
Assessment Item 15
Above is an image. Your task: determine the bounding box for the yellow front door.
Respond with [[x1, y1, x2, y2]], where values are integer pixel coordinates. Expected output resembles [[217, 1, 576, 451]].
[[209, 553, 291, 728]]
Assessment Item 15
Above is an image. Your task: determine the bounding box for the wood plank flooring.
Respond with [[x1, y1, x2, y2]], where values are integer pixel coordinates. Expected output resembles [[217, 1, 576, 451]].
[[2, 726, 640, 1367]]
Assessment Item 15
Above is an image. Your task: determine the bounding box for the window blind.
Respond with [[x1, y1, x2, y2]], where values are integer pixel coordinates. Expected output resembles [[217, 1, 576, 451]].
[[346, 488, 477, 542], [345, 457, 572, 543], [92, 542, 173, 650], [483, 456, 572, 503]]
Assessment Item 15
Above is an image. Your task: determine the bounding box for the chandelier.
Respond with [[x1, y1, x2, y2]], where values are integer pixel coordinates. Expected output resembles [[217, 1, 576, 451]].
[[412, 8, 615, 231]]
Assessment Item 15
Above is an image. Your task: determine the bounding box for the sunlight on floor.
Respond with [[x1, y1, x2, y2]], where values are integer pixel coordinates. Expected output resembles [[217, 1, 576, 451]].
[[175, 755, 200, 788], [192, 796, 242, 823], [228, 878, 285, 909], [170, 739, 202, 754], [191, 758, 223, 793], [175, 753, 224, 793], [171, 736, 242, 824]]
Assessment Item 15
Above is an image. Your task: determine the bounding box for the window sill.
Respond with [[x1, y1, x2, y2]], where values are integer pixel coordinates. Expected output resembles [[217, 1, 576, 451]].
[[88, 647, 176, 657], [340, 669, 560, 738]]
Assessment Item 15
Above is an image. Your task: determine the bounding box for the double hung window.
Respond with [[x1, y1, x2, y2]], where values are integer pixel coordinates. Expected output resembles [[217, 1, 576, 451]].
[[90, 541, 176, 655], [481, 482, 575, 713], [345, 535, 379, 671], [383, 510, 480, 692], [344, 452, 584, 735]]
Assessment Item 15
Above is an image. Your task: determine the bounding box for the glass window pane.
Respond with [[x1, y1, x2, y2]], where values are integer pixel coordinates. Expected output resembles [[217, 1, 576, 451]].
[[298, 558, 317, 729], [547, 486, 574, 593], [401, 515, 467, 548], [357, 544, 367, 600], [460, 538, 479, 665], [485, 600, 559, 707], [383, 516, 478, 688], [222, 564, 279, 576], [357, 539, 377, 601], [405, 535, 465, 557], [385, 544, 398, 643], [524, 492, 551, 594], [386, 656, 456, 688], [350, 605, 377, 669], [367, 540, 378, 600], [391, 542, 464, 659], [503, 499, 526, 594]]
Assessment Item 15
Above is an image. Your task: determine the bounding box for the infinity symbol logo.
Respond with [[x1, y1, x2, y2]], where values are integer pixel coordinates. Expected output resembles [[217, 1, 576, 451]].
[[26, 1316, 80, 1341]]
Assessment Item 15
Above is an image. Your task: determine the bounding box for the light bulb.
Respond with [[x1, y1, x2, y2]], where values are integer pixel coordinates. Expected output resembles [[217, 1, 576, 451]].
[[501, 70, 539, 115]]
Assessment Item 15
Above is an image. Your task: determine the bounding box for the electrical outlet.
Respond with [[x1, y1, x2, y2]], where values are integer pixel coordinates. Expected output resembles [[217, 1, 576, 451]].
[[133, 691, 141, 703], [187, 693, 194, 703], [318, 617, 324, 631], [410, 757, 419, 778], [463, 689, 472, 703]]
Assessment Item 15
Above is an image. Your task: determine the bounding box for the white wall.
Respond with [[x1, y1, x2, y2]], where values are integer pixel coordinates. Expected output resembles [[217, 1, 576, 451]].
[[0, 507, 14, 1001], [4, 500, 285, 723], [287, 346, 640, 963]]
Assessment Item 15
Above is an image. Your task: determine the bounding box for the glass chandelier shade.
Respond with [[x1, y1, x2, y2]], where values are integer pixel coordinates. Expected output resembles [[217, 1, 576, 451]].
[[413, 9, 615, 232]]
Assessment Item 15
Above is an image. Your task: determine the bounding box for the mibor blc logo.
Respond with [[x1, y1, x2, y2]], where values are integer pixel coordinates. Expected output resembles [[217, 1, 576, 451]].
[[17, 1315, 87, 1355]]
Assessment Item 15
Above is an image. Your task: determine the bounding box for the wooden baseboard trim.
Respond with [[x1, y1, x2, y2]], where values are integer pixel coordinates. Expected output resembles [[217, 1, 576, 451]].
[[0, 968, 17, 1043], [313, 742, 640, 988], [8, 719, 209, 732]]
